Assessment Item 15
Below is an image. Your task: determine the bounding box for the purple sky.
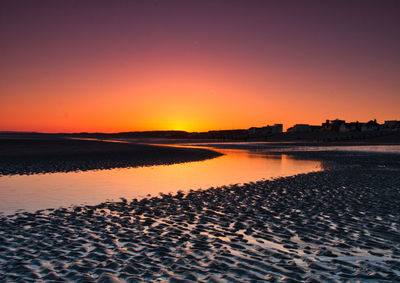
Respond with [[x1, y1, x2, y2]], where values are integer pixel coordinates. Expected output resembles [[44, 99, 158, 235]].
[[1, 0, 399, 132]]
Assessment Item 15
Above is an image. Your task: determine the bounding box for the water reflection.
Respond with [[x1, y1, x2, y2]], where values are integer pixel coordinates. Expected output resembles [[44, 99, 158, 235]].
[[0, 148, 321, 215]]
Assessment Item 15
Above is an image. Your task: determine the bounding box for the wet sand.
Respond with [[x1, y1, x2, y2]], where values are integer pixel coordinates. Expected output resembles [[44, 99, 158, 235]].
[[0, 138, 222, 175], [1, 150, 400, 281]]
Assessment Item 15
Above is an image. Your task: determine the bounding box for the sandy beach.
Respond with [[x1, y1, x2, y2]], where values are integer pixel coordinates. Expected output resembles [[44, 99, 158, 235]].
[[1, 148, 399, 281]]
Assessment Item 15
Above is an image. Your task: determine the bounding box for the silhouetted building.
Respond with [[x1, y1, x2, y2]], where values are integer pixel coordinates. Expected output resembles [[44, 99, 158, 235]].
[[361, 119, 379, 132], [340, 122, 362, 132], [248, 124, 283, 137], [322, 119, 346, 132], [272, 124, 283, 134], [382, 120, 400, 131], [310, 125, 322, 132], [287, 124, 310, 133]]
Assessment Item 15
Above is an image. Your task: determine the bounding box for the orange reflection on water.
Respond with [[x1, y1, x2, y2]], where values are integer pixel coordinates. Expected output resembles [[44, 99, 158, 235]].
[[0, 149, 321, 214]]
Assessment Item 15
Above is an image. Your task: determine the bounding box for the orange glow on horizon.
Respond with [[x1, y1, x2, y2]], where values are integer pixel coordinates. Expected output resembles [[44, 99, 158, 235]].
[[1, 1, 399, 133], [2, 65, 399, 133]]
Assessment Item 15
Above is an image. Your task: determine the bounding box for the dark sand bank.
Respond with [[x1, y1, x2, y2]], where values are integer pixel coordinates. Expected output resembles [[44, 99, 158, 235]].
[[1, 151, 400, 281], [0, 138, 222, 175], [282, 150, 400, 171]]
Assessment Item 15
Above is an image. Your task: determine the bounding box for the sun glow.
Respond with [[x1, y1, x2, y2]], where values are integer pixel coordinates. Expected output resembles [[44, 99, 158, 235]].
[[164, 120, 195, 132], [0, 1, 399, 133]]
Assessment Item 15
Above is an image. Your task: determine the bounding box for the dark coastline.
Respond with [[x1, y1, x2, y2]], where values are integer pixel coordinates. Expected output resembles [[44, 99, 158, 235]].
[[0, 138, 222, 176]]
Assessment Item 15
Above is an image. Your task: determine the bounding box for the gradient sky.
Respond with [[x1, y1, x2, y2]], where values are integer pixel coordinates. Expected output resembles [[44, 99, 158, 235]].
[[1, 0, 399, 132]]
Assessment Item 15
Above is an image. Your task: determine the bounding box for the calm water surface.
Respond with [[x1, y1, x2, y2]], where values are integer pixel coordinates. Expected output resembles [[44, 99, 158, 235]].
[[187, 143, 400, 154], [0, 148, 321, 215]]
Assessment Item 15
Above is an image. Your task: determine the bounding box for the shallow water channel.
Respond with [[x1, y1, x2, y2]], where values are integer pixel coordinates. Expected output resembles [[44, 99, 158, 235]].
[[0, 147, 321, 215]]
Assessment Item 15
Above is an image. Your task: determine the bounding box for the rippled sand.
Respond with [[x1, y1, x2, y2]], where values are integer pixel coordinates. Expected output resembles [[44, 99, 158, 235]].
[[1, 153, 400, 281]]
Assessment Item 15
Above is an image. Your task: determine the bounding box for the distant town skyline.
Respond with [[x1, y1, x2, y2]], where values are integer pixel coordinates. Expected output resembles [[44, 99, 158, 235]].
[[1, 0, 400, 133]]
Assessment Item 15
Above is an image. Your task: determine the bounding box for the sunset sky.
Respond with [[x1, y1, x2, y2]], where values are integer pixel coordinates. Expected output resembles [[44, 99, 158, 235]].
[[1, 0, 399, 132]]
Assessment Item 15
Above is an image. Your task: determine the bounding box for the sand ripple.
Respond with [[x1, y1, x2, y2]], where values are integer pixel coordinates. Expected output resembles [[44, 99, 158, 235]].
[[1, 167, 400, 281]]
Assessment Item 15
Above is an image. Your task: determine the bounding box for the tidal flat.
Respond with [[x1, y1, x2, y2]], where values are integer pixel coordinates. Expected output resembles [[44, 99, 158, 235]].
[[0, 148, 400, 282], [0, 138, 222, 175]]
